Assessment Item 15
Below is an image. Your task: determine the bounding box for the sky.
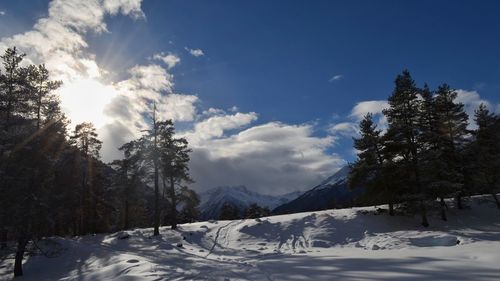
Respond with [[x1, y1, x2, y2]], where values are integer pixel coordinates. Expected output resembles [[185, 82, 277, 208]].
[[0, 0, 499, 195]]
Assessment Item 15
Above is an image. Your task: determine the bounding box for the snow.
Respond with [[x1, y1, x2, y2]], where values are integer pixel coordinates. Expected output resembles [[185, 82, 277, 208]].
[[316, 165, 350, 189], [2, 195, 500, 280], [199, 186, 301, 219]]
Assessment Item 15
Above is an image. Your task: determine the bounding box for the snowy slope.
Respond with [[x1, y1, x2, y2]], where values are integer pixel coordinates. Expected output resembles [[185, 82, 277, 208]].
[[2, 195, 500, 281], [273, 166, 364, 214], [199, 186, 301, 219], [0, 194, 500, 281]]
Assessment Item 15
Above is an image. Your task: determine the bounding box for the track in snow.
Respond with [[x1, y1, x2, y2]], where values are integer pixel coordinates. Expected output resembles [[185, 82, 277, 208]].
[[205, 220, 241, 257]]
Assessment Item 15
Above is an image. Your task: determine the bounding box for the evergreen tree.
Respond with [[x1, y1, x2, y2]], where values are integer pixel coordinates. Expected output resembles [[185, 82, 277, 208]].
[[151, 103, 161, 236], [244, 203, 271, 219], [383, 70, 429, 227], [417, 85, 449, 220], [470, 104, 500, 208], [0, 47, 28, 129], [26, 64, 62, 129], [349, 113, 396, 215], [0, 47, 71, 276], [433, 84, 470, 210], [219, 203, 240, 220], [70, 122, 103, 234], [112, 140, 147, 230], [156, 120, 193, 230], [178, 187, 200, 223]]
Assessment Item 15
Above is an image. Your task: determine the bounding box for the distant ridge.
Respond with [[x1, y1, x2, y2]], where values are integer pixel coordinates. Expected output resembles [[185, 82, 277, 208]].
[[273, 166, 364, 214]]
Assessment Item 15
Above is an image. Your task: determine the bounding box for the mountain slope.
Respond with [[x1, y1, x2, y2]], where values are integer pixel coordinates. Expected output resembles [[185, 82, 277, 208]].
[[199, 186, 301, 219], [273, 166, 363, 214]]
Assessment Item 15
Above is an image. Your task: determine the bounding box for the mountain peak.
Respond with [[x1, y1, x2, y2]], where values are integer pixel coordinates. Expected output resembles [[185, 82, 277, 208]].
[[273, 166, 363, 215], [199, 185, 301, 219], [315, 165, 350, 190]]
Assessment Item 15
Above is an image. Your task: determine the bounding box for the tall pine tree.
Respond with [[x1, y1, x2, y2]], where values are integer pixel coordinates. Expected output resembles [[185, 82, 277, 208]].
[[350, 113, 396, 215], [383, 70, 429, 227]]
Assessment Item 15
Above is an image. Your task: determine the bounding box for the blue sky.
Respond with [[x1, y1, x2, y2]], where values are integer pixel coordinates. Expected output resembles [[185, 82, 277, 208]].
[[1, 0, 499, 194]]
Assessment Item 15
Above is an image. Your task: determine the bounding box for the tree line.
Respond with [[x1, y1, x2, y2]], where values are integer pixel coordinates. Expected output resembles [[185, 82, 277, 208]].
[[0, 47, 200, 277], [218, 203, 271, 220], [349, 70, 500, 226]]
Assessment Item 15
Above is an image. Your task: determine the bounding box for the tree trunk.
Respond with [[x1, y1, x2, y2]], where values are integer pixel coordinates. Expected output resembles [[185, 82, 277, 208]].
[[170, 174, 177, 230], [124, 199, 129, 230], [36, 94, 41, 130], [153, 164, 159, 236], [80, 169, 86, 235], [420, 200, 429, 227], [455, 194, 463, 210], [91, 189, 97, 234], [388, 201, 394, 216], [440, 197, 447, 221], [72, 214, 78, 237], [152, 103, 160, 236], [492, 193, 500, 209], [14, 237, 28, 277], [1, 228, 7, 249]]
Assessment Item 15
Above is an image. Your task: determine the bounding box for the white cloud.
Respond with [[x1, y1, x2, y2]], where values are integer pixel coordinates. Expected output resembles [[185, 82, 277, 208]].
[[183, 112, 258, 144], [188, 122, 344, 195], [328, 100, 389, 141], [454, 89, 500, 128], [1, 0, 347, 195], [329, 74, 343, 82], [350, 100, 389, 120], [103, 0, 145, 19], [455, 89, 489, 118], [347, 100, 389, 131], [127, 64, 174, 93], [329, 122, 359, 138], [185, 47, 204, 57], [158, 94, 199, 122], [153, 52, 180, 69], [202, 108, 226, 116], [0, 11, 5, 16]]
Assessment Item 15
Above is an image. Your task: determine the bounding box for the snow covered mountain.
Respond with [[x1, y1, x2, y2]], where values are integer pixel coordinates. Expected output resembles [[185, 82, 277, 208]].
[[199, 186, 302, 219], [273, 166, 364, 214]]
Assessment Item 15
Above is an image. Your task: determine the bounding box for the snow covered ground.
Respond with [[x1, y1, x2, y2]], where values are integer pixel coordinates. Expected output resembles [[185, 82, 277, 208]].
[[1, 195, 500, 280]]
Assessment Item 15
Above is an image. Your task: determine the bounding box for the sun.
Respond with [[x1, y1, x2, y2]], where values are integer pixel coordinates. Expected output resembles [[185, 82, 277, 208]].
[[57, 77, 119, 130]]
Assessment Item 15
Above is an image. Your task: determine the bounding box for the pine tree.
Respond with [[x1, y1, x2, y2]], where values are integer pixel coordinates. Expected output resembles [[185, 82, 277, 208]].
[[349, 113, 396, 215], [244, 203, 271, 219], [70, 122, 103, 234], [112, 140, 146, 230], [383, 70, 429, 227], [0, 47, 28, 130], [433, 84, 470, 210], [26, 64, 62, 129], [470, 104, 500, 208], [0, 47, 70, 277], [156, 120, 193, 230], [219, 203, 240, 220], [151, 103, 161, 236], [417, 84, 449, 220], [178, 187, 200, 223]]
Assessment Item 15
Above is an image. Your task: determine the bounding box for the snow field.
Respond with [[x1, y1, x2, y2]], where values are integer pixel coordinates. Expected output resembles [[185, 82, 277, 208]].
[[1, 195, 500, 280]]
